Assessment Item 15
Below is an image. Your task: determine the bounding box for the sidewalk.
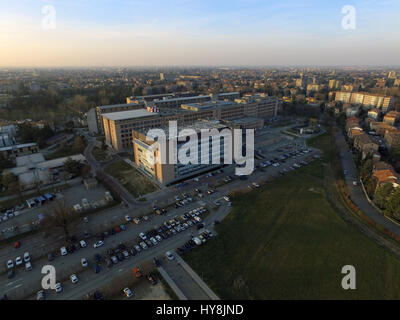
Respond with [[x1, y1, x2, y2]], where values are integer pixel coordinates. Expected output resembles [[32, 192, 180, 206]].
[[175, 255, 220, 300], [157, 266, 187, 300]]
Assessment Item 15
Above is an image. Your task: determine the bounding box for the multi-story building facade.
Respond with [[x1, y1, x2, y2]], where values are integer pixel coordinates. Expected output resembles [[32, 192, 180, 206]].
[[132, 120, 231, 185], [334, 91, 394, 112], [87, 103, 145, 134]]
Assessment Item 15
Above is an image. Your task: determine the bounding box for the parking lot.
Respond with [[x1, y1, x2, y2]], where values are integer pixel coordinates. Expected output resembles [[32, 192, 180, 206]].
[[0, 183, 112, 240]]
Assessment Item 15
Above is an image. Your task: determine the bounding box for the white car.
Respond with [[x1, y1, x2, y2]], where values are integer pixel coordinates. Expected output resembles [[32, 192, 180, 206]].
[[123, 287, 133, 298], [353, 181, 358, 186], [139, 232, 147, 241], [139, 242, 148, 250], [79, 240, 87, 248], [70, 274, 78, 284], [155, 235, 162, 242], [25, 262, 32, 271], [60, 247, 67, 256], [81, 258, 88, 267], [93, 240, 104, 248], [7, 260, 14, 269], [55, 283, 63, 293], [23, 252, 30, 263], [150, 237, 158, 245], [166, 251, 175, 260], [125, 215, 132, 222], [223, 196, 231, 202], [15, 256, 23, 266]]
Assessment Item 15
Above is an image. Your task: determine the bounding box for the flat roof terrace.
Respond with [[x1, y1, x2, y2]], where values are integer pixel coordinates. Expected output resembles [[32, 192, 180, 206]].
[[102, 109, 160, 121]]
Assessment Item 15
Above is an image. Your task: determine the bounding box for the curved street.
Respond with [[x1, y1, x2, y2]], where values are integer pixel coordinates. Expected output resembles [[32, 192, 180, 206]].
[[335, 126, 400, 236]]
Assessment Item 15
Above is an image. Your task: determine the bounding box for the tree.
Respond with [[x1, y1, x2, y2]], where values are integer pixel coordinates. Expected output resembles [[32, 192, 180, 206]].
[[44, 200, 77, 241], [0, 154, 13, 169], [363, 176, 377, 199], [63, 158, 82, 176], [385, 188, 400, 221], [2, 170, 18, 190], [72, 135, 85, 152], [360, 159, 373, 181], [373, 184, 393, 210]]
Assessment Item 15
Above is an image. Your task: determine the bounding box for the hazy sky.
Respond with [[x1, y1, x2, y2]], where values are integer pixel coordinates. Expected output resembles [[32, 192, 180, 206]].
[[0, 0, 399, 67]]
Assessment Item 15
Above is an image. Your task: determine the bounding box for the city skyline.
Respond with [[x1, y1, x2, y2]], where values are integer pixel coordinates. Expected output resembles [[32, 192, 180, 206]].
[[0, 0, 400, 67]]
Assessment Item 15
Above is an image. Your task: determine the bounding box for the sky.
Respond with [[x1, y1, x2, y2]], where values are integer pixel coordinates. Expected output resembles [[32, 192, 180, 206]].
[[0, 0, 399, 67]]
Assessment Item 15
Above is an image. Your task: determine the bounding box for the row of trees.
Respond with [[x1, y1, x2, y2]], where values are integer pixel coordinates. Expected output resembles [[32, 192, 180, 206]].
[[18, 123, 55, 147]]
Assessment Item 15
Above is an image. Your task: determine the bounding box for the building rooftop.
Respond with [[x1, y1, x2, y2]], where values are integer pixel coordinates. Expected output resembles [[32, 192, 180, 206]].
[[181, 100, 235, 111], [134, 120, 228, 141], [102, 109, 159, 121], [98, 103, 142, 111], [0, 142, 37, 152]]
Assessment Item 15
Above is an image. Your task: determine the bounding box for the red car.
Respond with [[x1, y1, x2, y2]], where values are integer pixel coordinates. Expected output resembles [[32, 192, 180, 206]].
[[14, 241, 21, 249], [114, 226, 121, 233]]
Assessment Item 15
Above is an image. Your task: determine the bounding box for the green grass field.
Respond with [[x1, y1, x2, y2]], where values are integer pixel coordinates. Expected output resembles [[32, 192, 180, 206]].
[[104, 161, 158, 198], [185, 160, 400, 299]]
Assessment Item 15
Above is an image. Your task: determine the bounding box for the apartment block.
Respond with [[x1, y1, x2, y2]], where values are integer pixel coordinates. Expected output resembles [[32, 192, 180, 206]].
[[383, 111, 400, 126], [334, 91, 394, 112]]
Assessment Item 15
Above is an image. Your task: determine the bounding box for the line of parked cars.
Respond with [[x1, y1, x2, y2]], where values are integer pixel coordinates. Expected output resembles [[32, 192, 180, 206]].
[[177, 230, 214, 256], [83, 206, 208, 271], [6, 251, 31, 278]]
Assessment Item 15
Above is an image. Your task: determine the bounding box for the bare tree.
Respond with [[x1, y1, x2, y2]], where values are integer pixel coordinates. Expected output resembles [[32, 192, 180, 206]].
[[43, 199, 77, 241]]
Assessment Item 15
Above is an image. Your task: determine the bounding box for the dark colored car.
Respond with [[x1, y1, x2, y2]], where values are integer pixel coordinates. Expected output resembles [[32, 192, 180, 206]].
[[147, 273, 158, 285], [153, 258, 160, 267], [114, 226, 121, 233], [94, 254, 102, 263], [106, 259, 113, 268], [129, 248, 137, 256], [196, 223, 205, 230], [48, 253, 55, 261], [116, 252, 124, 261], [93, 291, 104, 300], [93, 264, 100, 274], [118, 242, 127, 250], [8, 270, 15, 279]]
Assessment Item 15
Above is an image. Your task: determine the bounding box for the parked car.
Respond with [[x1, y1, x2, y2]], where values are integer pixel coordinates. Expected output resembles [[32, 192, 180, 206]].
[[7, 260, 14, 269], [55, 283, 63, 293], [81, 258, 88, 267], [147, 273, 158, 285], [93, 264, 100, 274], [123, 287, 133, 298], [15, 256, 23, 266], [125, 215, 132, 222], [36, 290, 45, 300], [25, 262, 32, 271], [165, 251, 175, 260], [94, 240, 104, 248], [70, 274, 79, 283], [60, 247, 67, 256], [139, 232, 147, 241]]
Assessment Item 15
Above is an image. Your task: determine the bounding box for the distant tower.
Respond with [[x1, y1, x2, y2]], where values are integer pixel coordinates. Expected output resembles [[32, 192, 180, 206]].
[[160, 73, 165, 81]]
